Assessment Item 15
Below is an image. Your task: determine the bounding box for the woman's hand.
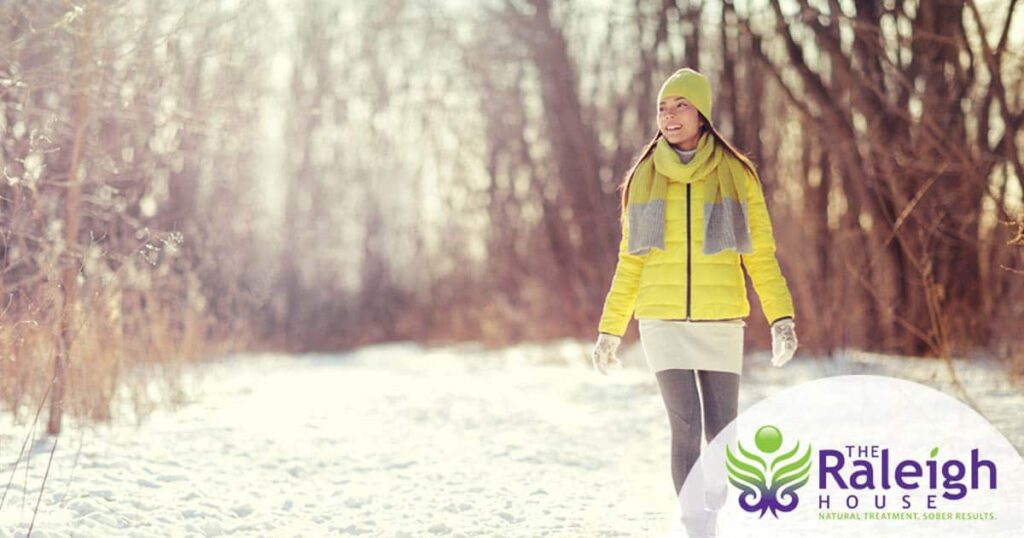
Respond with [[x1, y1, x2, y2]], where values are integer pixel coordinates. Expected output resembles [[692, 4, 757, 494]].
[[770, 318, 798, 367], [591, 333, 623, 375]]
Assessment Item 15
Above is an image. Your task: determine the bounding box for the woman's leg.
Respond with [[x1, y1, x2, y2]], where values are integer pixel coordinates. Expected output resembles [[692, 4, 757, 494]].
[[696, 370, 740, 512], [655, 368, 703, 496], [696, 370, 739, 443]]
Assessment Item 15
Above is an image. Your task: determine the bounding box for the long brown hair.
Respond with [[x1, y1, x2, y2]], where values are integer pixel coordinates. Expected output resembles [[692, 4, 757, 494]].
[[617, 114, 760, 225]]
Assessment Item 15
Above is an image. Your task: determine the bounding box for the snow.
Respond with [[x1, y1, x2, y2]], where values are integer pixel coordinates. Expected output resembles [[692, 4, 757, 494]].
[[1, 340, 1021, 537]]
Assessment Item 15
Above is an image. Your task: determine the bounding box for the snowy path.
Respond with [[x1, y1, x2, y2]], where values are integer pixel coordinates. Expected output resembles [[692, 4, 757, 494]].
[[1, 341, 1021, 537]]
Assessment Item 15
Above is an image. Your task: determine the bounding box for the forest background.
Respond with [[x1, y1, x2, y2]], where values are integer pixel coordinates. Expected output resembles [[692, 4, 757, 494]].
[[1, 0, 1022, 432]]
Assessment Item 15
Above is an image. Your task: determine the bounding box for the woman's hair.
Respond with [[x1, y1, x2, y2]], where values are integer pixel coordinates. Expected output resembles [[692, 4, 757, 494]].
[[616, 115, 759, 224]]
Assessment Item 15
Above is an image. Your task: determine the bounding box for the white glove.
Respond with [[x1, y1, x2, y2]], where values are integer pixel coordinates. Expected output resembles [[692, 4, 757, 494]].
[[770, 318, 798, 367], [591, 333, 623, 375]]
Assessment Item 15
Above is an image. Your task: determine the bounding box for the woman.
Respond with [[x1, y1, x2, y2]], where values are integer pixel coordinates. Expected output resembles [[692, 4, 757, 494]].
[[590, 68, 799, 537]]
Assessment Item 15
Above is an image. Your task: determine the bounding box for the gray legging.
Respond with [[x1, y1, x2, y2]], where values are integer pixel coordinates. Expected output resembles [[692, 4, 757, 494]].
[[655, 369, 739, 497]]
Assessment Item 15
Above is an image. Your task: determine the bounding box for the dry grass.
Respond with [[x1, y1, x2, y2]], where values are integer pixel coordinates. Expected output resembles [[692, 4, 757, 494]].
[[0, 280, 236, 432]]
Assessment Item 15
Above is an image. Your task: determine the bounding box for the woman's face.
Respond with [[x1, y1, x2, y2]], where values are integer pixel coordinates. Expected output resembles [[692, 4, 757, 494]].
[[657, 96, 704, 149]]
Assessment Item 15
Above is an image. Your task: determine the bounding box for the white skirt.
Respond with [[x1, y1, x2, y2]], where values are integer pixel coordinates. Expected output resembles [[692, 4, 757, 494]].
[[638, 318, 746, 375]]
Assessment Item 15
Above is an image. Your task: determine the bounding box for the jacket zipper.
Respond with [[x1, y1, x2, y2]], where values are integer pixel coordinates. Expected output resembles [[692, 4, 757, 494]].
[[686, 183, 692, 321]]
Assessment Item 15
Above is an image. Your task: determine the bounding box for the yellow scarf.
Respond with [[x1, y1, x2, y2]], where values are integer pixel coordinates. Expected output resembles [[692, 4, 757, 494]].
[[626, 131, 753, 255]]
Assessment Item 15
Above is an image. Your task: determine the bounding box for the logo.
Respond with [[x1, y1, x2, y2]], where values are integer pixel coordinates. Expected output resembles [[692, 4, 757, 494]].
[[673, 376, 1023, 536], [726, 424, 813, 518]]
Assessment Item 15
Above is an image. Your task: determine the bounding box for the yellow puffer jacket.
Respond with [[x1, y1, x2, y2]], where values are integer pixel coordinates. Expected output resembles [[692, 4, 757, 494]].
[[598, 156, 795, 337]]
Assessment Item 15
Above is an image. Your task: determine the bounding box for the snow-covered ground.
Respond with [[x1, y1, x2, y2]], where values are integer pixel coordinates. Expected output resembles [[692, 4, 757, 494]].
[[1, 341, 1021, 537]]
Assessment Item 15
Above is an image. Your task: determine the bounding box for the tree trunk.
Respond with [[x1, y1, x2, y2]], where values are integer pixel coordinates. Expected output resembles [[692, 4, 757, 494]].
[[50, 0, 95, 436]]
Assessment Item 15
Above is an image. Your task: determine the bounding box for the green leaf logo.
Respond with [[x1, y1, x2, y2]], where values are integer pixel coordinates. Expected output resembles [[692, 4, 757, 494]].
[[726, 425, 813, 518]]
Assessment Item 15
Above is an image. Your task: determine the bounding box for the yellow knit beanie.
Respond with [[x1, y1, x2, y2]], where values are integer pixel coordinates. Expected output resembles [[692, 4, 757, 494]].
[[657, 68, 713, 124]]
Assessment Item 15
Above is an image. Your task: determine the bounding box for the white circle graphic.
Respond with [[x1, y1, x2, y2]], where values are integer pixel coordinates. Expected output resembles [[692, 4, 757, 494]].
[[671, 374, 1024, 537]]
